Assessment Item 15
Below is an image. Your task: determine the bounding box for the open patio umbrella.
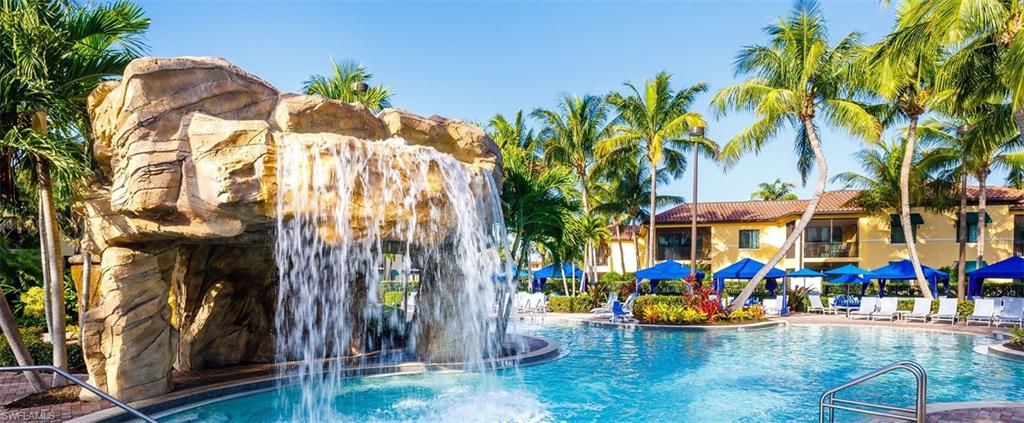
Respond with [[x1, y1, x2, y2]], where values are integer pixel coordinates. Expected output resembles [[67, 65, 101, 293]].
[[824, 264, 871, 276], [967, 256, 1023, 297], [789, 268, 825, 294], [866, 260, 949, 297], [826, 273, 868, 295]]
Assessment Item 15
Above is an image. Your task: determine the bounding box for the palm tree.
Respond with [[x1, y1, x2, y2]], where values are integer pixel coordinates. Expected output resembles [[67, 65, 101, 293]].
[[710, 0, 880, 310], [750, 178, 799, 201], [0, 0, 149, 385], [592, 156, 684, 272], [868, 5, 949, 298], [600, 73, 710, 268], [889, 0, 1024, 139], [304, 59, 392, 113], [489, 112, 578, 338], [834, 139, 953, 216], [533, 95, 612, 288]]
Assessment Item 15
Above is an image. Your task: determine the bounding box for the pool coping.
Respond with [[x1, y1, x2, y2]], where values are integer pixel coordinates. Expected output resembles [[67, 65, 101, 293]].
[[68, 333, 561, 423], [985, 343, 1024, 362]]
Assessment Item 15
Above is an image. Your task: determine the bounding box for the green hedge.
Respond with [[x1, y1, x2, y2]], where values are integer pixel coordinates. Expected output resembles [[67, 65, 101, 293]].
[[382, 291, 406, 306], [0, 328, 85, 370], [547, 294, 594, 313]]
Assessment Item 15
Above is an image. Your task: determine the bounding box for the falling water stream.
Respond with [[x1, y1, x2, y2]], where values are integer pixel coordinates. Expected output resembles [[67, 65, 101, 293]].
[[273, 136, 513, 420]]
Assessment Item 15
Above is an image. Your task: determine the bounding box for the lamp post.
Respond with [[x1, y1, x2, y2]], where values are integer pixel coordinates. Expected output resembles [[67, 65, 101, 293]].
[[689, 126, 705, 277], [955, 124, 972, 300]]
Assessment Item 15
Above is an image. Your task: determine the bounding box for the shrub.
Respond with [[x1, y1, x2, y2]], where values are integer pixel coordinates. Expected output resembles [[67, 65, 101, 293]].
[[727, 309, 753, 322], [788, 286, 810, 312], [958, 300, 975, 318], [19, 287, 46, 320], [0, 328, 85, 370], [547, 294, 593, 313], [1008, 327, 1024, 351], [748, 304, 765, 320], [680, 308, 706, 324], [382, 291, 405, 306]]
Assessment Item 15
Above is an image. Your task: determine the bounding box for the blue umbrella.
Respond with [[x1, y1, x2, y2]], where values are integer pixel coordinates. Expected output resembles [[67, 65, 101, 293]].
[[827, 273, 868, 295], [789, 268, 826, 278], [824, 264, 871, 276]]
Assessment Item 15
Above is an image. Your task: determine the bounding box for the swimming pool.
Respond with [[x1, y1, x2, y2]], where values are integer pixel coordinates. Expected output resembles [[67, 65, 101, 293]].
[[158, 323, 1024, 422]]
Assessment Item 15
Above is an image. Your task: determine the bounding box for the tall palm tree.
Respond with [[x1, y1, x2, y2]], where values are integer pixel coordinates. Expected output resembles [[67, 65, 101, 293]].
[[592, 156, 683, 272], [304, 59, 393, 113], [889, 0, 1024, 139], [600, 73, 710, 268], [534, 94, 612, 288], [0, 0, 149, 385], [833, 138, 953, 216], [750, 178, 799, 201], [868, 5, 949, 298], [710, 0, 880, 310]]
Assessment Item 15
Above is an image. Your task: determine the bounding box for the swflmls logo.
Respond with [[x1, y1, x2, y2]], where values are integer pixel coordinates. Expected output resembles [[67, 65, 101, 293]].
[[0, 410, 57, 420]]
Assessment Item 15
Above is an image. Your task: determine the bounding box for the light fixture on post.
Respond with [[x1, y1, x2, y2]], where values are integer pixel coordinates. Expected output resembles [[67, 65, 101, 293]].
[[689, 126, 705, 277]]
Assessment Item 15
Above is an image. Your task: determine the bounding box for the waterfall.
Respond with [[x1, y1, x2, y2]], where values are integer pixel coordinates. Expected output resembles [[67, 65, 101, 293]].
[[273, 135, 512, 420]]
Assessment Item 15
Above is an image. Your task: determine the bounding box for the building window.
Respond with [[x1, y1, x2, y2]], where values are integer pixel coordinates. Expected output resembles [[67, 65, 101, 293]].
[[739, 230, 759, 249], [890, 213, 923, 244], [956, 212, 991, 243]]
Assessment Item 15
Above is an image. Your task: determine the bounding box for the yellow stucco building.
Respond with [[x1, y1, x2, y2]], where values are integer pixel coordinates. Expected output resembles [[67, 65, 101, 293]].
[[599, 187, 1024, 275]]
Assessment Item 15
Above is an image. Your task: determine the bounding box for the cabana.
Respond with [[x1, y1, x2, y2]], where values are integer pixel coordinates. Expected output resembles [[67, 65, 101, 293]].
[[713, 258, 788, 314], [824, 264, 871, 295], [634, 259, 704, 294], [967, 256, 1024, 298], [866, 259, 949, 297], [789, 268, 825, 293], [532, 263, 584, 293]]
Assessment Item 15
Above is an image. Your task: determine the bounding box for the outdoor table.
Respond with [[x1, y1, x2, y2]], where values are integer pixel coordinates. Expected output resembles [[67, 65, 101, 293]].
[[895, 310, 911, 321]]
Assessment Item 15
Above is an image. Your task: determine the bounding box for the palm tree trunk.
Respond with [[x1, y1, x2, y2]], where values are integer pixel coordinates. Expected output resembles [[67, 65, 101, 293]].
[[648, 153, 658, 268], [0, 293, 46, 392], [1014, 107, 1024, 141], [899, 119, 933, 299], [977, 168, 989, 271], [37, 159, 68, 387], [80, 250, 92, 348], [729, 118, 826, 311], [37, 195, 53, 339], [32, 110, 67, 387], [956, 166, 969, 300]]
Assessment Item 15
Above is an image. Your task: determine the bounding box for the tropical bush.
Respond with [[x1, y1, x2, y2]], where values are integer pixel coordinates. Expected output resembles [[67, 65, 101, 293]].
[[748, 304, 765, 320], [1007, 328, 1024, 351], [727, 309, 753, 321], [0, 327, 84, 370], [547, 294, 593, 313], [958, 301, 975, 318], [382, 291, 406, 306]]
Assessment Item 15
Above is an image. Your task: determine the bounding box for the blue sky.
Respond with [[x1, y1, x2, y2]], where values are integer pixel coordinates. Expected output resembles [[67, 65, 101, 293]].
[[139, 0, 904, 203]]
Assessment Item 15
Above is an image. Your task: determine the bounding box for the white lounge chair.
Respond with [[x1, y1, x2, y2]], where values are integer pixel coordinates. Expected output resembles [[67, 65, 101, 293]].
[[904, 298, 932, 322], [872, 297, 899, 321], [849, 297, 878, 320], [995, 297, 1024, 327], [763, 298, 780, 316], [808, 295, 830, 314], [591, 293, 618, 314], [931, 298, 959, 324], [966, 298, 996, 326], [531, 293, 547, 314]]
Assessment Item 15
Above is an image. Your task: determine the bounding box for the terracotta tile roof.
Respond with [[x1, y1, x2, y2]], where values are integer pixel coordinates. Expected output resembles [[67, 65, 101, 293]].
[[607, 225, 639, 240], [656, 187, 1024, 223]]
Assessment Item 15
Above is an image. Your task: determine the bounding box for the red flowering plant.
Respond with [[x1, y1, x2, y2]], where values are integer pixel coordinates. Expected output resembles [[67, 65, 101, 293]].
[[679, 275, 723, 322]]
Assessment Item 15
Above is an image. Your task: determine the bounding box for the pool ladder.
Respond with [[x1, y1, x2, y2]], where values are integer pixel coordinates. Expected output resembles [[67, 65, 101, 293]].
[[0, 365, 156, 422], [818, 360, 927, 423]]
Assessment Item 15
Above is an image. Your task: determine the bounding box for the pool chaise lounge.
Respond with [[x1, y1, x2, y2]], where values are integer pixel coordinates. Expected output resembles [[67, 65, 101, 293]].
[[871, 297, 899, 321], [931, 298, 959, 324], [904, 298, 932, 322], [995, 297, 1024, 327], [848, 297, 878, 320], [966, 298, 996, 326], [808, 295, 831, 314]]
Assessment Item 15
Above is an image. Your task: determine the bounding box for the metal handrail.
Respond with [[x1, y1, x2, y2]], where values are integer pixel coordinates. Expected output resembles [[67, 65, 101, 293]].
[[819, 360, 927, 423], [0, 365, 156, 423]]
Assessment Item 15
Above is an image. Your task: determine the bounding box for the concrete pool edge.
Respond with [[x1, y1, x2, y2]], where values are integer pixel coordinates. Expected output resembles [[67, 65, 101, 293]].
[[579, 317, 786, 332], [67, 333, 562, 423]]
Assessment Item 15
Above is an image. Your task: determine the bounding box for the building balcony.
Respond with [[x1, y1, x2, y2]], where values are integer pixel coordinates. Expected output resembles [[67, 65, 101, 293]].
[[656, 246, 711, 262], [804, 241, 858, 259]]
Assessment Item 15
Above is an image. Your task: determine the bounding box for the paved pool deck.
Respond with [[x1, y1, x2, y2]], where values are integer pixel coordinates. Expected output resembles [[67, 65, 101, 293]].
[[0, 313, 1020, 422]]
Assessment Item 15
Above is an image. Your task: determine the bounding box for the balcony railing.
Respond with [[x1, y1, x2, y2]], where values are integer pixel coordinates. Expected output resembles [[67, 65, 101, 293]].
[[804, 242, 858, 258]]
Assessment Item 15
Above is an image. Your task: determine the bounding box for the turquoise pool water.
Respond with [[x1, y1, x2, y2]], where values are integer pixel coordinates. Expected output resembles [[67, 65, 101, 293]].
[[159, 323, 1024, 422]]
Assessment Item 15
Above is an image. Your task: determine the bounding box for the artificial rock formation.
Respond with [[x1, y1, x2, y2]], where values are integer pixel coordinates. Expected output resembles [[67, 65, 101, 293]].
[[79, 56, 500, 402]]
